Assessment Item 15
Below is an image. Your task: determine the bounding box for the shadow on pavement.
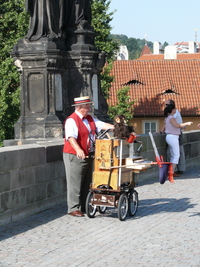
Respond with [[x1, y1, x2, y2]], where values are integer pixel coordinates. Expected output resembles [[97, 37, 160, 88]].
[[89, 196, 197, 221], [136, 197, 197, 218], [0, 202, 67, 242]]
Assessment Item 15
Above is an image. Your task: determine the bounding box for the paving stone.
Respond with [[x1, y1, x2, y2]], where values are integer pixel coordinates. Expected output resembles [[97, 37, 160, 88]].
[[0, 166, 200, 266]]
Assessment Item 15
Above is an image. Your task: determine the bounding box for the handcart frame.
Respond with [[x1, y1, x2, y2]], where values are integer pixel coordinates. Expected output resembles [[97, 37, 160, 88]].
[[85, 137, 150, 221], [85, 131, 174, 221]]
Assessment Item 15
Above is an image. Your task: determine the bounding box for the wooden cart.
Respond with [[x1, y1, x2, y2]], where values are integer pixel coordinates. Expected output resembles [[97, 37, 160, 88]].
[[85, 138, 151, 221]]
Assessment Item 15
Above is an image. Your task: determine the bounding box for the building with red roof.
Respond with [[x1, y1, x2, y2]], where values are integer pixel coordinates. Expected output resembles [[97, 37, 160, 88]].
[[108, 43, 200, 134]]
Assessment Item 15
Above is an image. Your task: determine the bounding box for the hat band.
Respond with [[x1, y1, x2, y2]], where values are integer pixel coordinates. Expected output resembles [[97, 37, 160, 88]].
[[74, 99, 91, 105]]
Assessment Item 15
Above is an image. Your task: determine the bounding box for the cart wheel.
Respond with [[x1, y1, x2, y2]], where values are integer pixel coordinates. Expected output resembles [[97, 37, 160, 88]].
[[128, 190, 138, 216], [117, 193, 128, 221], [86, 191, 97, 218], [97, 206, 107, 214]]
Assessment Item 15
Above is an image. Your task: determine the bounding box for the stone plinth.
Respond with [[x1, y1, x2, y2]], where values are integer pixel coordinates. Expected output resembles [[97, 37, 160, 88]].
[[11, 36, 108, 140], [12, 38, 67, 139]]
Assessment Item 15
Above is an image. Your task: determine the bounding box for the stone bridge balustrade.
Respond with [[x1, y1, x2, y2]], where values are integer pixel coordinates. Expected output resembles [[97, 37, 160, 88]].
[[0, 131, 200, 226]]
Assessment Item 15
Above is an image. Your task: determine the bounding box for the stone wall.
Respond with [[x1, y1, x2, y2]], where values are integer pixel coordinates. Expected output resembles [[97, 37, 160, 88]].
[[0, 140, 66, 226], [1, 131, 200, 226]]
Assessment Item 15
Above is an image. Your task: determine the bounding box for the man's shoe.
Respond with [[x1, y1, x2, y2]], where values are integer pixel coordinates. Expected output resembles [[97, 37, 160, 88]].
[[68, 210, 85, 217], [175, 171, 184, 174]]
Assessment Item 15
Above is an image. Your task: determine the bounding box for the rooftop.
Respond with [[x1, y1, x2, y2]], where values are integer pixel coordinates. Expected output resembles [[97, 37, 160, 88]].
[[108, 57, 200, 117]]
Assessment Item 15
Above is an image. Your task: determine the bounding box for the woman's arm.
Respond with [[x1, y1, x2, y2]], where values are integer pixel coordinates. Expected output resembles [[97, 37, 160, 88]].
[[154, 124, 165, 134], [170, 118, 193, 128]]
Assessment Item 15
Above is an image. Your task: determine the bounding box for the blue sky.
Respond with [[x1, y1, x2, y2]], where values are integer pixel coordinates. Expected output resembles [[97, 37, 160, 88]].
[[108, 0, 200, 45]]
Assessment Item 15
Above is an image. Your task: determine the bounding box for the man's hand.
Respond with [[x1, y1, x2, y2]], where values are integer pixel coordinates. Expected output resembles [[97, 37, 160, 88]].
[[76, 148, 86, 159], [68, 137, 86, 159]]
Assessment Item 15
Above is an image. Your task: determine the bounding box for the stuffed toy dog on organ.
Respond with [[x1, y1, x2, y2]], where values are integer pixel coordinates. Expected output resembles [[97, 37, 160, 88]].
[[113, 115, 136, 143]]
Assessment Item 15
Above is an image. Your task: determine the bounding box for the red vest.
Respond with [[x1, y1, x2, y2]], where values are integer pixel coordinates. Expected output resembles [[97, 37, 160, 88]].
[[63, 113, 97, 156]]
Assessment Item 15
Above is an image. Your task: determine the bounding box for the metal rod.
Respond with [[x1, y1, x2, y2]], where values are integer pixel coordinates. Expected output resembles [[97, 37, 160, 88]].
[[118, 139, 123, 187], [148, 132, 160, 159], [109, 163, 152, 169]]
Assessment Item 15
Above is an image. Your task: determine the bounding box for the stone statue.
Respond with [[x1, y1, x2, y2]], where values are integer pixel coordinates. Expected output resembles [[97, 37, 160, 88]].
[[67, 0, 92, 29], [25, 0, 92, 41], [25, 0, 67, 41]]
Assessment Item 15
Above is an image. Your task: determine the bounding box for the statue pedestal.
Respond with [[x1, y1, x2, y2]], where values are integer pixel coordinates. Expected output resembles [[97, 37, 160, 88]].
[[11, 30, 110, 141], [12, 38, 67, 139], [66, 29, 97, 51]]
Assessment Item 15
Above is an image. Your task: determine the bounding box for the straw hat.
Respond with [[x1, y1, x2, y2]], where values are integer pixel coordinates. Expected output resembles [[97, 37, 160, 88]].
[[72, 96, 93, 106]]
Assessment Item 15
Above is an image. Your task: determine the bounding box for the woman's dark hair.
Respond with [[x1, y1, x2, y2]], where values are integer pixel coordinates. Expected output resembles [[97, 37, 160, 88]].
[[164, 104, 175, 117], [166, 99, 175, 106]]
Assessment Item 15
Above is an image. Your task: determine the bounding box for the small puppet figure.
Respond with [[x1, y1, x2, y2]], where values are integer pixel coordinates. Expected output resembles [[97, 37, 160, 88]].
[[113, 115, 137, 143], [114, 114, 130, 139]]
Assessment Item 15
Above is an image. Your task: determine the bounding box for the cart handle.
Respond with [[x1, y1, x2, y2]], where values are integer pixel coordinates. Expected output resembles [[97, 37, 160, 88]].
[[103, 162, 152, 169]]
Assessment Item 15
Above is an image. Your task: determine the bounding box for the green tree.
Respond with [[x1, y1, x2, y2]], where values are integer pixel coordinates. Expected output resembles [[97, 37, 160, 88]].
[[162, 41, 169, 50], [108, 86, 134, 122], [91, 0, 119, 98], [124, 37, 139, 51], [111, 34, 156, 59], [0, 1, 28, 145], [111, 34, 128, 42]]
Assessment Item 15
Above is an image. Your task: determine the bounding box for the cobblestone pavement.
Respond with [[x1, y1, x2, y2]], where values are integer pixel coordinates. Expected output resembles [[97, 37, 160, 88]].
[[0, 166, 200, 267]]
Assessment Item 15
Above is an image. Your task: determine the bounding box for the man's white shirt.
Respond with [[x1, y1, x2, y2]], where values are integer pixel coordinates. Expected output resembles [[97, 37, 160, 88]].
[[65, 110, 104, 140]]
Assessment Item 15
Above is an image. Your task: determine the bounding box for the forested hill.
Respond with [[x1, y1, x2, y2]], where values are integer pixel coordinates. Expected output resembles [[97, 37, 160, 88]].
[[111, 34, 168, 59]]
